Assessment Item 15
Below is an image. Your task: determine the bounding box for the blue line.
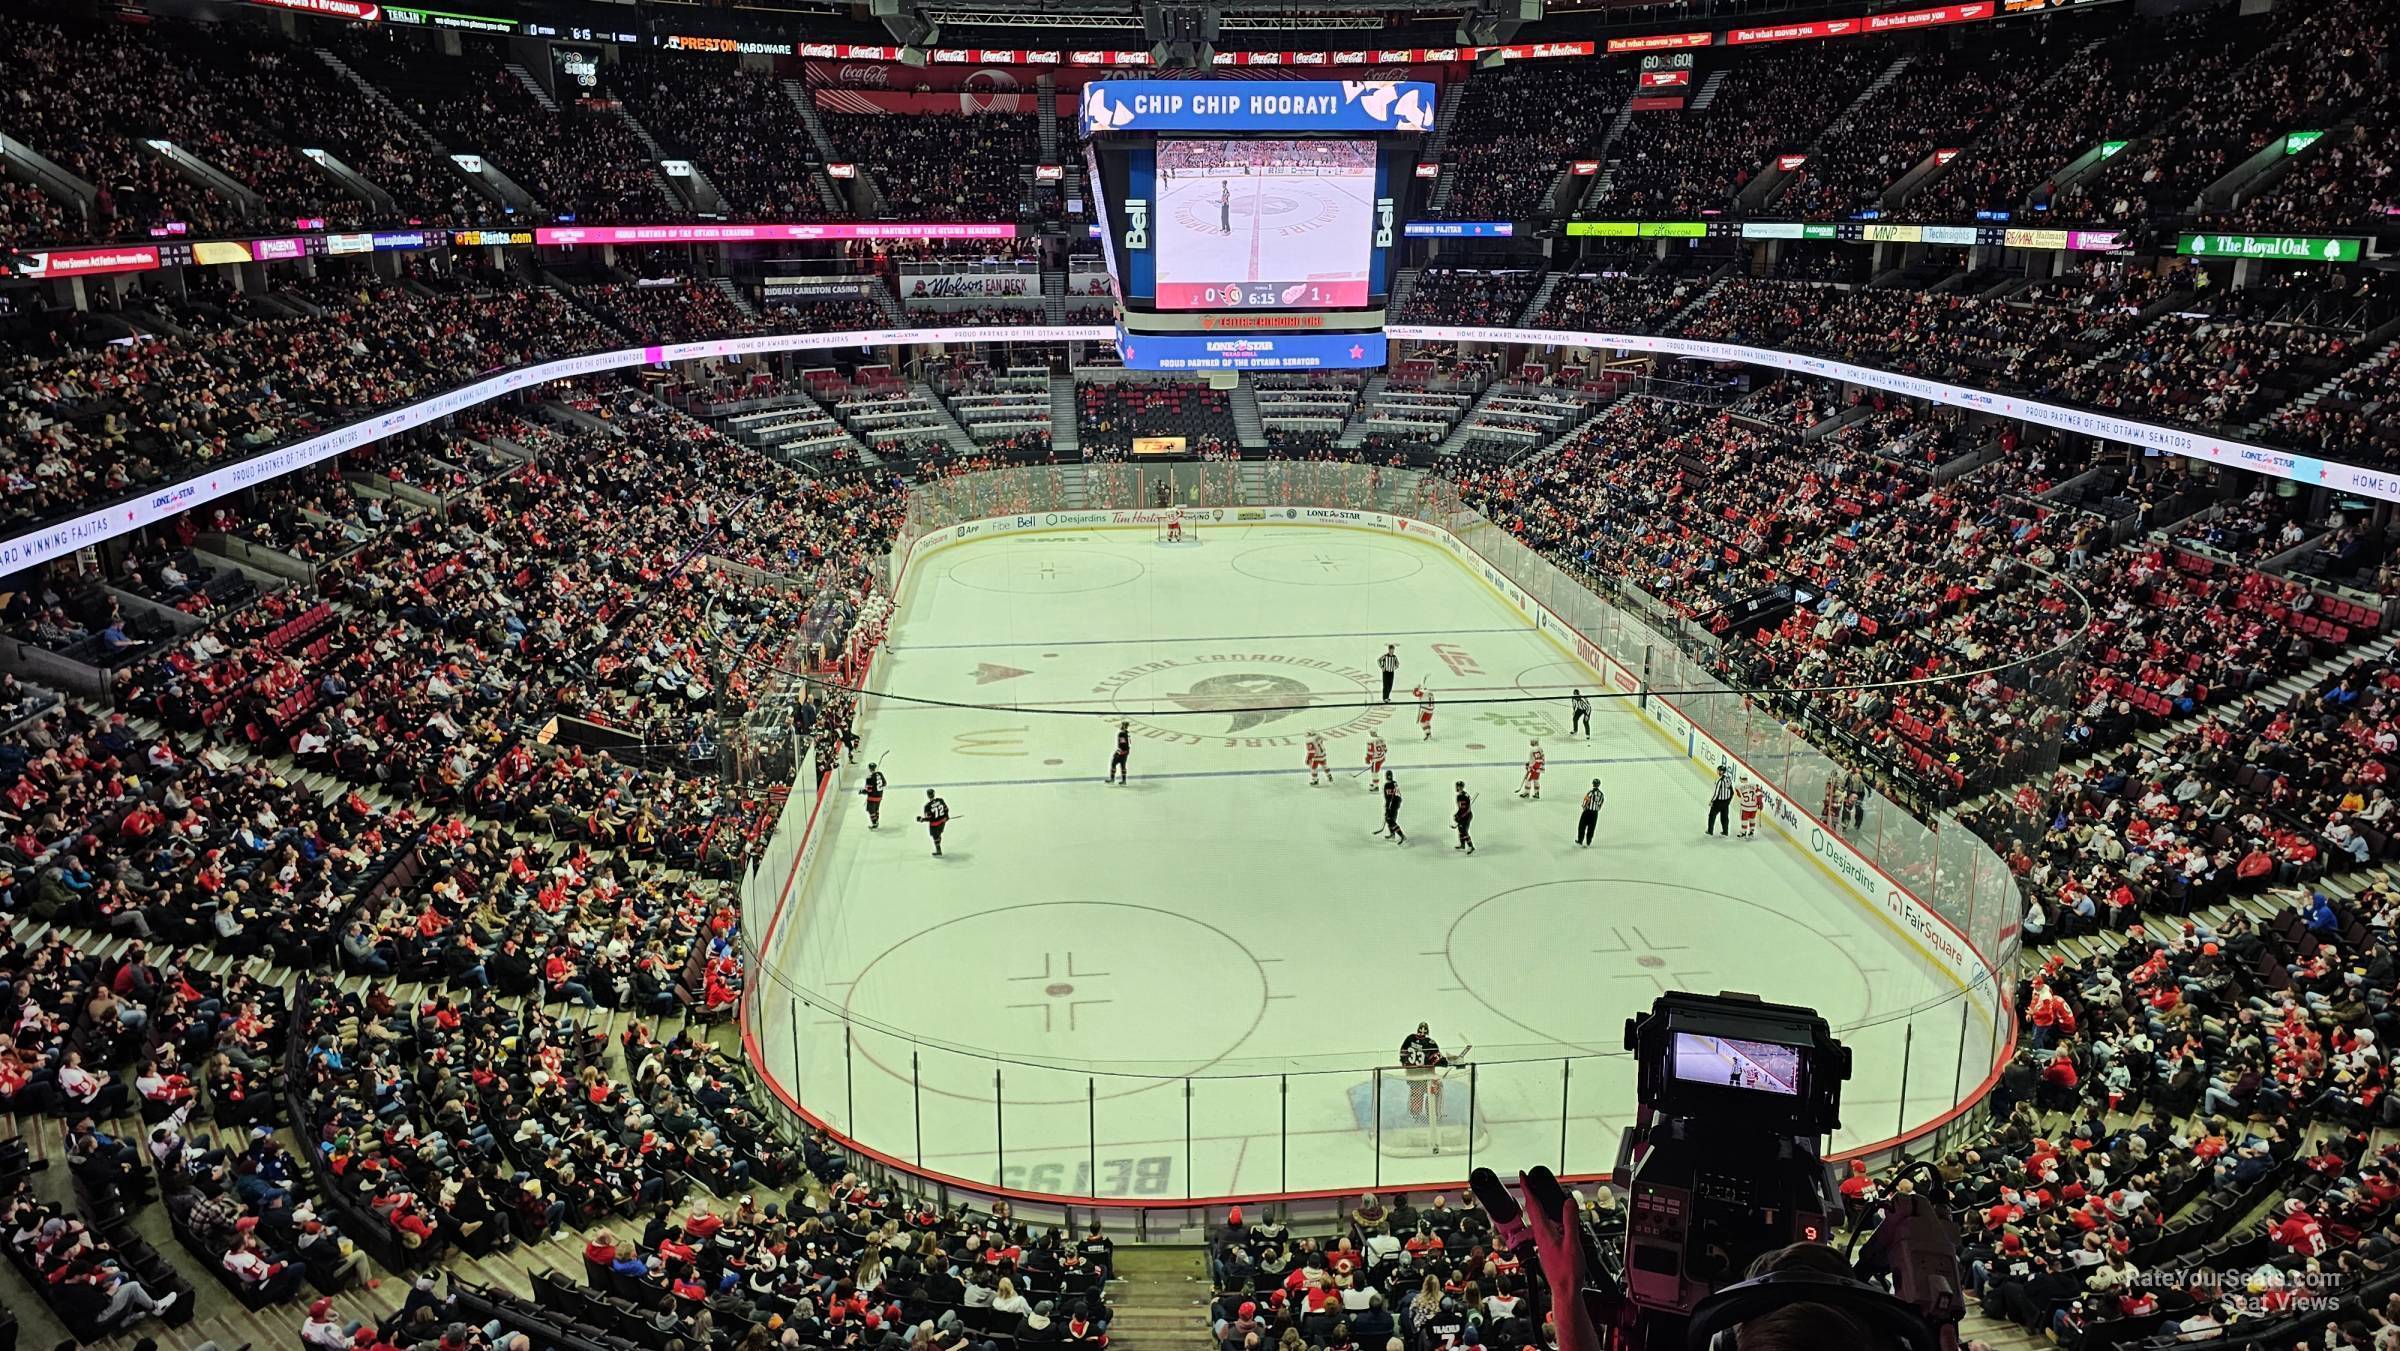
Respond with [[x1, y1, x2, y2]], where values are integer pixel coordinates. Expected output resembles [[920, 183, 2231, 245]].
[[887, 624, 1530, 654], [890, 753, 1682, 791]]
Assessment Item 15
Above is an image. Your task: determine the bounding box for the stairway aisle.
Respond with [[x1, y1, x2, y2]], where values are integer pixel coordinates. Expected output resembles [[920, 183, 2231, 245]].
[[1107, 1247, 1213, 1351]]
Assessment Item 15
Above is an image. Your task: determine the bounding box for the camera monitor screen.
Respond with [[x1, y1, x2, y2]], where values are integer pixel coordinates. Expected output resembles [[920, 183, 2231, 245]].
[[1669, 1032, 1803, 1096], [1155, 139, 1375, 310]]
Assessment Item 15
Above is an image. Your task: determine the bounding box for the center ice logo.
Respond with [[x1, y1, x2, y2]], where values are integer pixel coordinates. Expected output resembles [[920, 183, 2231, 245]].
[[1093, 654, 1388, 747], [1167, 671, 1318, 733]]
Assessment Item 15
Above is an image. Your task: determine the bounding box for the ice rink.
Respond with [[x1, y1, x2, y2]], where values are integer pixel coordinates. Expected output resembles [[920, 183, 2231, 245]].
[[751, 523, 2000, 1200], [1157, 169, 1374, 306]]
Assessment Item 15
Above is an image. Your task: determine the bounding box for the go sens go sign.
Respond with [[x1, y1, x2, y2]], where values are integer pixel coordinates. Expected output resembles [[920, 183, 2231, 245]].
[[2178, 232, 2364, 263]]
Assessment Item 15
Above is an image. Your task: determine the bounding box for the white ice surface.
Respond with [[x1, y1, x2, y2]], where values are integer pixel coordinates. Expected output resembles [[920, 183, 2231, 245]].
[[752, 524, 1998, 1200], [1157, 169, 1374, 293]]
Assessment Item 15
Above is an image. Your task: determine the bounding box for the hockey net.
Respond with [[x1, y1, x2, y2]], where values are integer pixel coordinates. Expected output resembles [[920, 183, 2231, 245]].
[[1155, 516, 1203, 544], [1350, 1066, 1490, 1159]]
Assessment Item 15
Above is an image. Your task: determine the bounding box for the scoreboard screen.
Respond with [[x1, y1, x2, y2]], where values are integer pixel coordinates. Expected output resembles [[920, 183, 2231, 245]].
[[1154, 139, 1377, 310], [1082, 79, 1433, 369]]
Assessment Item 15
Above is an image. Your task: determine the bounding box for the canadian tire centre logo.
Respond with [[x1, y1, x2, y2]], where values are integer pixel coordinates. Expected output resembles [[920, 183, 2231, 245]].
[[1092, 654, 1388, 747]]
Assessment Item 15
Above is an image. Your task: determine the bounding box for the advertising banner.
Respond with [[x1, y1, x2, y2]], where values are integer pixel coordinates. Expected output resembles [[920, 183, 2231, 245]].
[[15, 309, 2400, 572], [385, 5, 514, 32], [811, 90, 1041, 116], [1131, 437, 1187, 456], [1628, 95, 1687, 111], [1079, 81, 1436, 136], [1608, 31, 1714, 52], [1730, 17, 1861, 42], [1402, 221, 1515, 237], [1920, 225, 1978, 245], [247, 0, 379, 19], [1639, 69, 1693, 89], [791, 40, 1575, 70], [1732, 2, 1988, 40], [536, 223, 1016, 245], [1116, 329, 1389, 371], [11, 245, 161, 279], [662, 34, 799, 54], [901, 272, 1039, 300], [2177, 232, 2363, 262], [1865, 2, 1993, 30], [1386, 321, 2400, 503], [761, 277, 881, 298]]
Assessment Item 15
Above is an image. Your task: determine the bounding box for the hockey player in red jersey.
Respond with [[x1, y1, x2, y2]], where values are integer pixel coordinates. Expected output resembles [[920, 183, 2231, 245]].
[[1736, 775, 1766, 837], [1518, 740, 1546, 799]]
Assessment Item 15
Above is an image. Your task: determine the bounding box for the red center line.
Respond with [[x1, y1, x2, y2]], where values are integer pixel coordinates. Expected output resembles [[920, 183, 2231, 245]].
[[1247, 175, 1266, 284]]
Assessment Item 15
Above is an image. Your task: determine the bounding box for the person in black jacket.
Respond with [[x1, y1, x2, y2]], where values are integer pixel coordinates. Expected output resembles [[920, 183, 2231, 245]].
[[1079, 1222, 1115, 1280], [485, 937, 536, 997]]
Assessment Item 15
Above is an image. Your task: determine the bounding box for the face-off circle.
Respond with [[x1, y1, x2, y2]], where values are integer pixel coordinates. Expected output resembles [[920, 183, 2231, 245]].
[[844, 901, 1272, 1103], [944, 548, 1146, 595], [1230, 539, 1427, 588], [1443, 879, 1884, 1054]]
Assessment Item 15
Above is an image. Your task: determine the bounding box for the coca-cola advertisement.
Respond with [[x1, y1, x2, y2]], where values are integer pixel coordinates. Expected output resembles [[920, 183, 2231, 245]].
[[811, 89, 1040, 116]]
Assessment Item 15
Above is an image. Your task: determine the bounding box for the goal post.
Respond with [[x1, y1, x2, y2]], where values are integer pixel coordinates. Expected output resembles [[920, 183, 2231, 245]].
[[1155, 515, 1202, 544], [1346, 1065, 1488, 1158]]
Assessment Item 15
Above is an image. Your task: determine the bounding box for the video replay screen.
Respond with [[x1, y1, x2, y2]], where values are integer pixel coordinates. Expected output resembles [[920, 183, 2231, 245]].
[[1670, 1032, 1803, 1096], [1155, 139, 1375, 310]]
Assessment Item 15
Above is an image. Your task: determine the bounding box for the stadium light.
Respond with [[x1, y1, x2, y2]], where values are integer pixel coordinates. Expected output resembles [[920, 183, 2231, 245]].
[[871, 0, 939, 49]]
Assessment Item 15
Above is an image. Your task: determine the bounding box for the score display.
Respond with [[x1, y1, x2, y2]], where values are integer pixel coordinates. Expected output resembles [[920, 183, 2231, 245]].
[[1154, 140, 1376, 309]]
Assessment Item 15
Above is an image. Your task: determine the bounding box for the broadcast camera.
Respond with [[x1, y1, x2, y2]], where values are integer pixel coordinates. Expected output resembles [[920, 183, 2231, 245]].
[[1470, 991, 1966, 1351]]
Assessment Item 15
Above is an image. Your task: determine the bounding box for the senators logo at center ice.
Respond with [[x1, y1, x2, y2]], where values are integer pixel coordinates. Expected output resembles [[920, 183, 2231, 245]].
[[1167, 672, 1317, 734], [1092, 653, 1390, 747]]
